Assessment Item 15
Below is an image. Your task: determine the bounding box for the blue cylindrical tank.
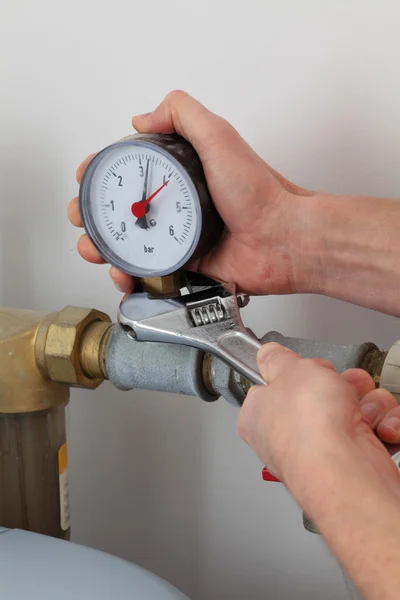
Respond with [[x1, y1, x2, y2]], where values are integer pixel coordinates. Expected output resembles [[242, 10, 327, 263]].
[[0, 528, 189, 599]]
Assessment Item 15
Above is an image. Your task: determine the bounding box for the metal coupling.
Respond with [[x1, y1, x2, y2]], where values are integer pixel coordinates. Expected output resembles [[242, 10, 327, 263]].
[[360, 347, 387, 387], [0, 308, 70, 413], [303, 514, 320, 534], [35, 306, 112, 389], [379, 339, 400, 401], [142, 272, 183, 299], [202, 352, 250, 407]]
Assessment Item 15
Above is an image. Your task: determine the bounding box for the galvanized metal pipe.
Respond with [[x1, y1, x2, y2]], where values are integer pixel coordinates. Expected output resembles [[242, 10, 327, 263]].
[[105, 325, 216, 401], [105, 325, 383, 406], [263, 331, 379, 375]]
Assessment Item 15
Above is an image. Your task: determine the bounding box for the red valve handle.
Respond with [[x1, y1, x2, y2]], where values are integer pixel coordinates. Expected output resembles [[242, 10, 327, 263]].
[[262, 467, 281, 482]]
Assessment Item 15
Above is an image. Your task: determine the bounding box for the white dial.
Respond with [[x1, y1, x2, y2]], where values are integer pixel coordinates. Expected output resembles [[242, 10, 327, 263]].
[[80, 140, 202, 277]]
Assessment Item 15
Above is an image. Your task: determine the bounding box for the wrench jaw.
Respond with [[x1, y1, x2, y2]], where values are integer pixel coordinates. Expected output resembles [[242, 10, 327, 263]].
[[117, 283, 265, 386]]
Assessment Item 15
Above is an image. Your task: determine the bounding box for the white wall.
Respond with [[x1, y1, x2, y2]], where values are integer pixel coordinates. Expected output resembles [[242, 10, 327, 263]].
[[1, 1, 400, 598]]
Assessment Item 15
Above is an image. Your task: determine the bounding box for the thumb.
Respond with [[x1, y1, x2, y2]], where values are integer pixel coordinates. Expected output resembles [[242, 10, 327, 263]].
[[257, 343, 301, 384]]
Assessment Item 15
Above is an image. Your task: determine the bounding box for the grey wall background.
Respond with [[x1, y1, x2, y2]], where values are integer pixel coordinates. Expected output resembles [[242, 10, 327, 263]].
[[1, 1, 400, 598]]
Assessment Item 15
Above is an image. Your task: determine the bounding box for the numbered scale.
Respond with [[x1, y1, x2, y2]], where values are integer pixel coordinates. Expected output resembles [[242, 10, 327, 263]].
[[79, 134, 223, 279]]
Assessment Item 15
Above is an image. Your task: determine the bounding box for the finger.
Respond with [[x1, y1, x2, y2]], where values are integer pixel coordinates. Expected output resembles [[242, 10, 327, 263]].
[[109, 266, 134, 294], [359, 388, 398, 429], [76, 153, 97, 184], [77, 234, 105, 264], [377, 404, 400, 444], [341, 369, 375, 398], [257, 343, 301, 384], [67, 197, 82, 227], [132, 90, 240, 156]]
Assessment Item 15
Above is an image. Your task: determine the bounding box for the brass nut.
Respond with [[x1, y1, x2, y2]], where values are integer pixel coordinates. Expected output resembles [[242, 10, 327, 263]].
[[37, 306, 111, 389], [361, 347, 387, 387], [303, 513, 320, 534], [0, 308, 70, 413], [202, 353, 248, 407], [80, 320, 113, 380], [142, 272, 182, 298]]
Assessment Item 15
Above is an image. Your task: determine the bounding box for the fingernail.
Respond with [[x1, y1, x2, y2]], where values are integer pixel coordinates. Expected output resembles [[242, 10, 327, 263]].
[[382, 416, 400, 433], [257, 343, 281, 365], [360, 402, 379, 425], [133, 112, 151, 120]]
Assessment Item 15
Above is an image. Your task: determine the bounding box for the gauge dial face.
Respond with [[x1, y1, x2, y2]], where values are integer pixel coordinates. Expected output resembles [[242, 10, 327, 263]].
[[80, 140, 202, 277]]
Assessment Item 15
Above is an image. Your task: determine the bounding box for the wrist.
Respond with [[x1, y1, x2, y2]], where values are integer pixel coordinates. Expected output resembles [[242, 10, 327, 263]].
[[282, 430, 400, 600], [282, 427, 400, 524], [279, 426, 345, 506], [290, 191, 400, 314], [287, 192, 327, 295]]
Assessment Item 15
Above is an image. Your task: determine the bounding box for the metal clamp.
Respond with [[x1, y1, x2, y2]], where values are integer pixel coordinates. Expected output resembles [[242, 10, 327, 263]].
[[118, 282, 264, 386]]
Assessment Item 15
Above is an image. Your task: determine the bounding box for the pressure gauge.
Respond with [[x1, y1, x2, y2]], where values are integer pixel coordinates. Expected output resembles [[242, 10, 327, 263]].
[[79, 134, 223, 278]]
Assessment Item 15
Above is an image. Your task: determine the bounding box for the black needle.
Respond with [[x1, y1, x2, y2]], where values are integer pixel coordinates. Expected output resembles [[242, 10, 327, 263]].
[[136, 158, 150, 230]]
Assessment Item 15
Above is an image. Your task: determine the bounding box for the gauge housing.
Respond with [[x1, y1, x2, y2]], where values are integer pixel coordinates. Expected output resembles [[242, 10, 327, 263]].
[[79, 133, 223, 278]]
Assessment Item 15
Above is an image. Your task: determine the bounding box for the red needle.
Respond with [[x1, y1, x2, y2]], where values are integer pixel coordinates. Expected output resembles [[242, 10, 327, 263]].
[[131, 180, 169, 218]]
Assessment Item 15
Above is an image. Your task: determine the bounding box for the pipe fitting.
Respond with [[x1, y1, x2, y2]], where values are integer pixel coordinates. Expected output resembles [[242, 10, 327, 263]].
[[202, 352, 250, 407], [360, 347, 387, 387], [0, 308, 70, 413], [106, 325, 216, 401], [142, 272, 183, 299], [35, 306, 112, 389], [379, 339, 400, 401]]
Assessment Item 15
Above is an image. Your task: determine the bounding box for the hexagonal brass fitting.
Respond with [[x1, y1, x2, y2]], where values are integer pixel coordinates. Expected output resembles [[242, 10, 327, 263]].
[[0, 308, 70, 413], [142, 272, 182, 299], [35, 306, 112, 389]]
